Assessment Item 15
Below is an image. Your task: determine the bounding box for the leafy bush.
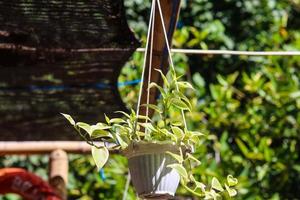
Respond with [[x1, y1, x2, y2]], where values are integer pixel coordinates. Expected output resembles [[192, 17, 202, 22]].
[[121, 0, 300, 199]]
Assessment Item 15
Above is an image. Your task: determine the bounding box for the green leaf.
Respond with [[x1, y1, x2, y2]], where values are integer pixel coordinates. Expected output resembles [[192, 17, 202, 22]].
[[171, 126, 184, 140], [173, 91, 192, 111], [76, 122, 91, 135], [186, 153, 201, 165], [190, 135, 200, 144], [171, 121, 183, 127], [109, 118, 126, 124], [160, 129, 177, 141], [190, 131, 205, 136], [235, 138, 249, 155], [195, 181, 206, 192], [170, 98, 190, 111], [290, 91, 300, 99], [227, 72, 239, 84], [115, 111, 130, 119], [166, 151, 183, 163], [141, 104, 162, 113], [91, 129, 111, 139], [104, 114, 110, 124], [61, 113, 76, 126], [94, 123, 111, 130], [292, 165, 300, 172], [116, 134, 128, 149], [167, 163, 188, 180], [137, 115, 152, 121], [225, 184, 237, 197], [217, 75, 228, 87], [227, 175, 238, 186], [205, 189, 220, 200], [193, 73, 205, 88], [91, 146, 109, 170], [149, 82, 166, 98], [155, 68, 169, 87], [177, 81, 195, 90], [140, 123, 157, 132], [211, 177, 224, 192]]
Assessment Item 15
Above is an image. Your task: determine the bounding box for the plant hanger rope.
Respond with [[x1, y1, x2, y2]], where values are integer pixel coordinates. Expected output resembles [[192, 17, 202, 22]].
[[135, 0, 155, 128], [156, 0, 188, 129], [122, 1, 156, 199], [136, 48, 300, 56], [145, 0, 156, 131], [136, 0, 188, 132]]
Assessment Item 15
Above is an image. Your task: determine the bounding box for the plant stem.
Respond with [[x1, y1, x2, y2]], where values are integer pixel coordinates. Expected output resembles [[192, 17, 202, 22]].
[[75, 127, 103, 149], [180, 180, 205, 198]]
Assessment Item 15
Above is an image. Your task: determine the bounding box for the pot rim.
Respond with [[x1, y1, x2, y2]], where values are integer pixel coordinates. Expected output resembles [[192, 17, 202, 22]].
[[122, 141, 180, 159]]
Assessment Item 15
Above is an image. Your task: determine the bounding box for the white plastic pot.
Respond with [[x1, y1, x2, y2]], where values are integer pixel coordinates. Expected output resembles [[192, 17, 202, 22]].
[[123, 142, 180, 199]]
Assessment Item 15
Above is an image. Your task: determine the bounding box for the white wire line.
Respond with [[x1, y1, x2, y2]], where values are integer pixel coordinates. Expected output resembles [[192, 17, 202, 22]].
[[136, 48, 300, 56], [135, 0, 155, 122], [122, 173, 131, 200], [156, 0, 188, 129], [145, 0, 156, 130]]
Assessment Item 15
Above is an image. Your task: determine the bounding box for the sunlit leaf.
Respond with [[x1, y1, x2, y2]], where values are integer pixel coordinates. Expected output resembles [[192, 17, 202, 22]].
[[91, 146, 109, 170], [211, 177, 224, 192], [149, 82, 166, 98], [167, 163, 188, 180], [61, 113, 76, 126], [76, 122, 92, 135], [115, 134, 128, 149], [171, 126, 184, 140], [141, 104, 162, 113], [227, 175, 238, 186], [177, 81, 195, 90], [173, 91, 192, 111], [155, 68, 169, 87], [186, 153, 201, 165], [91, 129, 112, 139], [170, 98, 190, 111], [104, 114, 110, 124], [225, 184, 237, 197], [166, 151, 183, 163], [109, 118, 126, 124], [115, 111, 130, 119]]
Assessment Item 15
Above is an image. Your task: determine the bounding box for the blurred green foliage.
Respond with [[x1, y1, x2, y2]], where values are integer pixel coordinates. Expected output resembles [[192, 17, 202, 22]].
[[122, 0, 300, 199], [1, 0, 300, 199]]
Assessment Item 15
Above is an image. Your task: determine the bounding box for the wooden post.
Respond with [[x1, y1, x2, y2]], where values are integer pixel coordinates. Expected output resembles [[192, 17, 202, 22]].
[[49, 149, 68, 200], [0, 141, 114, 155], [139, 0, 181, 118]]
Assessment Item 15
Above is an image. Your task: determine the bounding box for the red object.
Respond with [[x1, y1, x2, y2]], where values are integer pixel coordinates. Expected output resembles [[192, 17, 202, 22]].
[[0, 168, 61, 200]]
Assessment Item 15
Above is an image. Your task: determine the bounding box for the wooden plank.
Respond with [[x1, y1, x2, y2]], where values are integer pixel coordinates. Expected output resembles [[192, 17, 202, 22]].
[[139, 0, 181, 118], [0, 141, 119, 155], [49, 150, 68, 200]]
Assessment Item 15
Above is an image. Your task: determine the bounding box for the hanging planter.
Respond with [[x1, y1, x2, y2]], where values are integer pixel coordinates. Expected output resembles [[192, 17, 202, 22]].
[[61, 0, 238, 198], [61, 65, 238, 199], [123, 142, 181, 198]]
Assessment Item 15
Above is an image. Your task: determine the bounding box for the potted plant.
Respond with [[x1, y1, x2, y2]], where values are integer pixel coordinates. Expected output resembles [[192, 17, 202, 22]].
[[62, 69, 238, 199]]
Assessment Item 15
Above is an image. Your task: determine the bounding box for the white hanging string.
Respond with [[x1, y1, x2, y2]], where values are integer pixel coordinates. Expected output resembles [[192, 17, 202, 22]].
[[156, 0, 188, 129], [122, 172, 131, 200], [135, 0, 156, 129], [128, 3, 156, 199], [145, 0, 156, 132], [136, 48, 300, 56]]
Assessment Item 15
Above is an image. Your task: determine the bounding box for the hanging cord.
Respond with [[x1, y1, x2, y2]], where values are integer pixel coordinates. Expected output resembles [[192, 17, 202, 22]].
[[122, 172, 131, 200], [156, 0, 188, 129], [145, 0, 156, 134], [136, 48, 300, 56], [134, 0, 156, 137]]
